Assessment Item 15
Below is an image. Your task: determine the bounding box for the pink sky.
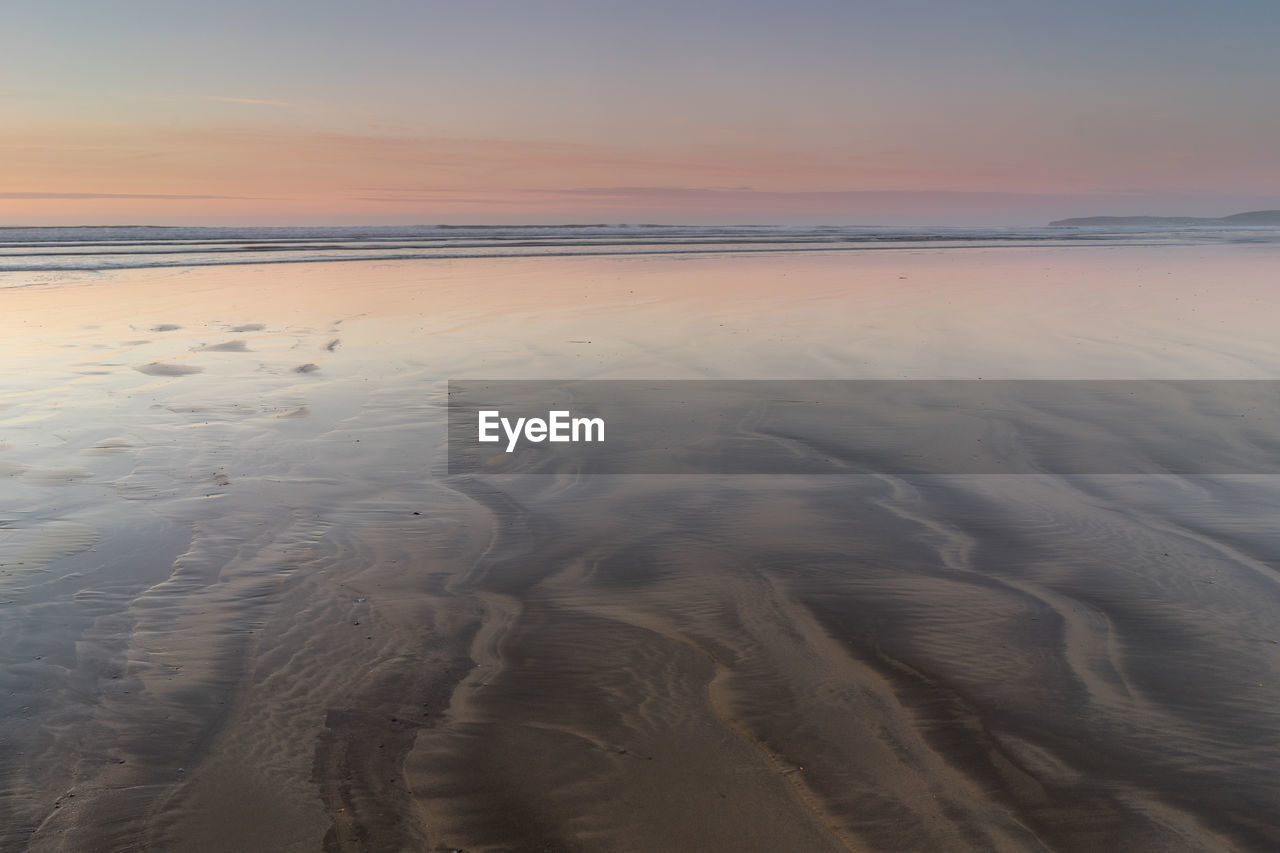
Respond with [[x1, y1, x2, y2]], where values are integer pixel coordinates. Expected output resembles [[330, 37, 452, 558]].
[[4, 1, 1278, 225]]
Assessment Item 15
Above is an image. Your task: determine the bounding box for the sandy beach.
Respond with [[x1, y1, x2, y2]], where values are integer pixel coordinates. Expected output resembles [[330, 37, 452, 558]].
[[3, 241, 1280, 851]]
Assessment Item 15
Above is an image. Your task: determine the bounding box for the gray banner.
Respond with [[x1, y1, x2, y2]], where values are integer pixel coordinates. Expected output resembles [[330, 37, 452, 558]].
[[447, 380, 1280, 475]]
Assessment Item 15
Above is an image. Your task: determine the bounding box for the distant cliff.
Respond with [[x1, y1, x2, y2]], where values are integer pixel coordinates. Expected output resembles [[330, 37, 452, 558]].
[[1049, 210, 1280, 227]]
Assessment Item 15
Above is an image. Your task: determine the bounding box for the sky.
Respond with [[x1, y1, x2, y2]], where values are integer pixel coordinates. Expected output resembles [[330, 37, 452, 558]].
[[3, 0, 1279, 225]]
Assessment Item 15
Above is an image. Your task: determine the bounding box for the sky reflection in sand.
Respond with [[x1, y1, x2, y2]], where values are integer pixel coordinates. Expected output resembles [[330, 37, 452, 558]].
[[3, 246, 1280, 850]]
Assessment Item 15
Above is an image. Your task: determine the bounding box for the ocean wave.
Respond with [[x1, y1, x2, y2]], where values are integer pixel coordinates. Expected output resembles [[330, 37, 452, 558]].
[[0, 224, 1275, 275]]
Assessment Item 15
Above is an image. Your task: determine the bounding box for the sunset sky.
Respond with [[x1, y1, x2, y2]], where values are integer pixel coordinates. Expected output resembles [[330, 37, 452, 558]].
[[4, 0, 1279, 225]]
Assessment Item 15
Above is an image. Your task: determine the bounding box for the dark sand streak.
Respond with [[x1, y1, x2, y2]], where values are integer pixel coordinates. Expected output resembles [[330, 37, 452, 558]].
[[395, 466, 1280, 852]]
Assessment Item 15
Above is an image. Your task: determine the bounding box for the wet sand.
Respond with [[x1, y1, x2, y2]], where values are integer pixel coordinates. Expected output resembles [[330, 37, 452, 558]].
[[2, 247, 1280, 850]]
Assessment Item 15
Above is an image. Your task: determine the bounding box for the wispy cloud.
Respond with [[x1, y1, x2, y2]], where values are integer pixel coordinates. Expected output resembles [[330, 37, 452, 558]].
[[550, 186, 1046, 201], [0, 89, 60, 100], [353, 186, 1051, 204], [0, 192, 251, 200], [102, 93, 298, 108], [205, 96, 297, 107]]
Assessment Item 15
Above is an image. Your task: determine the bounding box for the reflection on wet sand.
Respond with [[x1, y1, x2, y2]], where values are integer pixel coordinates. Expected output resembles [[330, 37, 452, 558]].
[[2, 247, 1279, 851]]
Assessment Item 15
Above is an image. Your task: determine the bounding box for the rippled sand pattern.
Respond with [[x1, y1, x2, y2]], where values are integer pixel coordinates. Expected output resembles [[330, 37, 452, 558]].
[[1, 247, 1279, 851]]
